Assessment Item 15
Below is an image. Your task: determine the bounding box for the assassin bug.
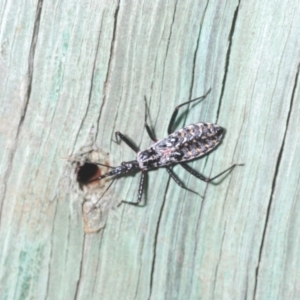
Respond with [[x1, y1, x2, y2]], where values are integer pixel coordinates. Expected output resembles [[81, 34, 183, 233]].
[[77, 89, 243, 205]]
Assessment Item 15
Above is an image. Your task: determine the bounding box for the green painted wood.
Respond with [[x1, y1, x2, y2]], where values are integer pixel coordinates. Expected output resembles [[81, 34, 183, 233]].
[[1, 1, 300, 299]]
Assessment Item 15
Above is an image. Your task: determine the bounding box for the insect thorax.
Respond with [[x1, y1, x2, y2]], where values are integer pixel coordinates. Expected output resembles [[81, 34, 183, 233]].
[[137, 123, 224, 170]]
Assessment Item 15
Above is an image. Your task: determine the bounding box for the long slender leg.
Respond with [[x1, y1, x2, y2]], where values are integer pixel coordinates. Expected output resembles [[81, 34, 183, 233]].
[[145, 123, 157, 142], [122, 171, 146, 205], [115, 131, 139, 152], [144, 98, 185, 192], [115, 132, 145, 205], [145, 96, 199, 194], [181, 163, 244, 182], [144, 96, 157, 142], [166, 167, 199, 195], [168, 88, 211, 134]]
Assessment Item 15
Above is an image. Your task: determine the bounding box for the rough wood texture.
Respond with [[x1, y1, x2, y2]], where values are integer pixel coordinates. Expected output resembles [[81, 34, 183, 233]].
[[1, 1, 300, 299]]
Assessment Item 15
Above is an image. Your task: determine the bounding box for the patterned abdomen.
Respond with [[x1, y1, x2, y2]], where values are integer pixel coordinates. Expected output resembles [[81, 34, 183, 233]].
[[137, 123, 224, 170]]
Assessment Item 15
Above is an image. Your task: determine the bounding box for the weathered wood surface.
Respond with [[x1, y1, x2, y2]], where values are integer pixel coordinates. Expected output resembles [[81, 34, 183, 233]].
[[1, 1, 300, 299]]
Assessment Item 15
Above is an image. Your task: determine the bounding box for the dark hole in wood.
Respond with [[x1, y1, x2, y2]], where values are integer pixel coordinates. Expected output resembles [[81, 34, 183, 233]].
[[76, 162, 101, 185]]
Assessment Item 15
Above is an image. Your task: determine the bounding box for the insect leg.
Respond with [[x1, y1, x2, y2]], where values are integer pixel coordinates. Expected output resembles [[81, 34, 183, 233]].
[[166, 167, 199, 195], [144, 96, 200, 190], [181, 163, 244, 182], [144, 96, 157, 142], [206, 164, 244, 182], [167, 88, 211, 134], [115, 131, 139, 152], [122, 171, 146, 205]]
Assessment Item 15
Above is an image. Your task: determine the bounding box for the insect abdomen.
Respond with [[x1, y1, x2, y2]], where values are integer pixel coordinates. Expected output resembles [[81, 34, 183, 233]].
[[137, 123, 224, 170], [175, 123, 224, 161]]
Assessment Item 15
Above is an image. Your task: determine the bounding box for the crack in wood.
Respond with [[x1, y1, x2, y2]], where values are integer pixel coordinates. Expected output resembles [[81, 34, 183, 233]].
[[217, 0, 240, 123], [253, 63, 300, 299], [148, 178, 169, 299]]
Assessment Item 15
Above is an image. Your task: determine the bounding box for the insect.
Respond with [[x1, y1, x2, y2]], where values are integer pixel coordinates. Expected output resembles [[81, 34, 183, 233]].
[[77, 89, 243, 205]]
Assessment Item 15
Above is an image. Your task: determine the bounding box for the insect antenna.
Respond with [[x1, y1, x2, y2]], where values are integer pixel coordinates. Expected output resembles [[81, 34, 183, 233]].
[[95, 178, 115, 205], [85, 178, 116, 215], [93, 162, 116, 169]]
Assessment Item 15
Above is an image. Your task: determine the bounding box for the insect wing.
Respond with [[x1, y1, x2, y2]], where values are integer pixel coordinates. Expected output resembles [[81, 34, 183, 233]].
[[171, 123, 224, 162], [155, 123, 224, 163], [137, 123, 224, 170]]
